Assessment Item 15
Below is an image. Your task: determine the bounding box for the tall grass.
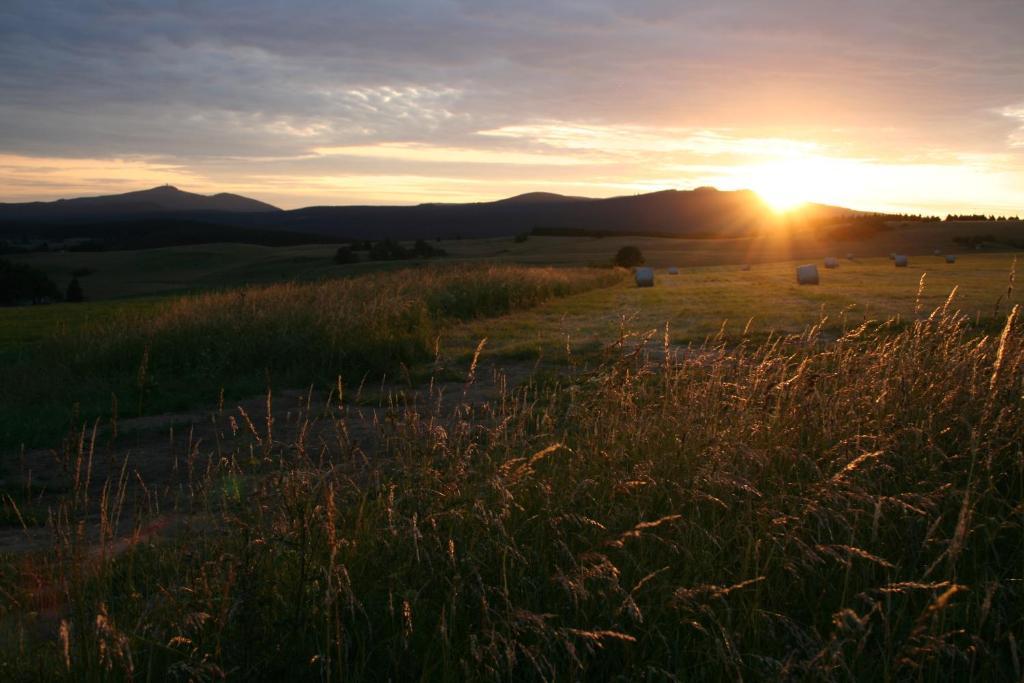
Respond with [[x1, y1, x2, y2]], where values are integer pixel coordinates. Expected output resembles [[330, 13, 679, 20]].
[[1, 297, 1021, 680], [0, 265, 622, 449]]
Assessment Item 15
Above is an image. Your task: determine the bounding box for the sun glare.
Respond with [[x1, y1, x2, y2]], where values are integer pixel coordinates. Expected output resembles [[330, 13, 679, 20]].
[[740, 156, 849, 213], [754, 184, 807, 213]]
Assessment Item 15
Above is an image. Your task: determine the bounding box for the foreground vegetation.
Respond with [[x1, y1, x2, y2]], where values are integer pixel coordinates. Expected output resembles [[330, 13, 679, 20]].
[[1, 294, 1021, 679], [0, 265, 622, 450]]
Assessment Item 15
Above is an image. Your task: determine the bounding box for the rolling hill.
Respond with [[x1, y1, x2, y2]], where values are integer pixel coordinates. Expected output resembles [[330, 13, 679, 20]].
[[0, 185, 856, 246], [0, 185, 280, 221]]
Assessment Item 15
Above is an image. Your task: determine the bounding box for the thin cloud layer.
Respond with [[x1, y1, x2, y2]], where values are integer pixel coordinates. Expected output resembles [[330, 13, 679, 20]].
[[1, 0, 1022, 211]]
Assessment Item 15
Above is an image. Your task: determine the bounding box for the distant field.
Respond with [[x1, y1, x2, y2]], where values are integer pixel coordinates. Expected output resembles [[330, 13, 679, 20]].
[[7, 219, 1022, 300], [441, 252, 1020, 361]]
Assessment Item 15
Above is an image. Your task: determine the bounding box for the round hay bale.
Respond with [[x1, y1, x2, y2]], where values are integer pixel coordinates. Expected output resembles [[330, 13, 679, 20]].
[[946, 254, 957, 263], [634, 267, 655, 287], [845, 253, 854, 260], [824, 257, 839, 269], [889, 253, 896, 260], [933, 249, 942, 255], [894, 255, 909, 267], [796, 264, 819, 285], [667, 266, 679, 275], [740, 264, 751, 271]]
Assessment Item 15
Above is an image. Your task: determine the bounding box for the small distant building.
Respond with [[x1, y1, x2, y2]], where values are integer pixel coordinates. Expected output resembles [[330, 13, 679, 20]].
[[796, 264, 819, 285]]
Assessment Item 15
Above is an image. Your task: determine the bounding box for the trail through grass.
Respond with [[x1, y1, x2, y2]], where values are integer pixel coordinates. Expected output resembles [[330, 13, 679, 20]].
[[0, 265, 622, 451], [1, 298, 1020, 680]]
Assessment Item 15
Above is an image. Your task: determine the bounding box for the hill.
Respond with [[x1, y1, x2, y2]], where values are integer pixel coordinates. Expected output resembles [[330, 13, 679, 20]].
[[0, 185, 856, 244], [0, 185, 280, 221], [243, 187, 853, 240]]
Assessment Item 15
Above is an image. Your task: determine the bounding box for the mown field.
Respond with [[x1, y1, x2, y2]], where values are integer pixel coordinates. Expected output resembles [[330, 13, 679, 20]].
[[0, 235, 1022, 680]]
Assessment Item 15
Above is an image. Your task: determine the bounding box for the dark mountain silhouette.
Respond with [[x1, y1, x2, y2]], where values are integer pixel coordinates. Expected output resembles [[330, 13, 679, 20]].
[[491, 192, 593, 205], [1, 186, 856, 247], [237, 188, 852, 240], [0, 185, 280, 220]]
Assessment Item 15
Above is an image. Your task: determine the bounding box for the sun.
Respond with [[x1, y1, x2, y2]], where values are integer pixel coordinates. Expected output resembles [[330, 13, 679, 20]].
[[744, 158, 816, 213], [755, 184, 807, 213]]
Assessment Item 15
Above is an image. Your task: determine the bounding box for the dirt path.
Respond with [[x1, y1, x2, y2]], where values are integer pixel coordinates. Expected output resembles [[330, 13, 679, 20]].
[[0, 358, 544, 555]]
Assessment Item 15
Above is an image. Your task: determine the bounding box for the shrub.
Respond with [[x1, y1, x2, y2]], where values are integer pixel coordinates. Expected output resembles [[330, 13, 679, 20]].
[[333, 246, 358, 264], [613, 245, 645, 268], [368, 239, 410, 261], [65, 276, 85, 303], [412, 239, 446, 258], [0, 257, 61, 305]]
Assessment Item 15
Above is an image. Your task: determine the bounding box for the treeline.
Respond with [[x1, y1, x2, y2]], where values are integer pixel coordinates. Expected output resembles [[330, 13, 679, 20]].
[[945, 214, 1021, 222], [0, 219, 335, 252], [334, 239, 446, 264], [0, 258, 69, 305], [531, 226, 721, 239], [952, 233, 1024, 249]]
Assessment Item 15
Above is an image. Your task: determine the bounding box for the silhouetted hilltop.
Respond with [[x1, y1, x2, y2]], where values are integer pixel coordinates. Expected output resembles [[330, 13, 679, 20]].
[[0, 185, 855, 244], [0, 185, 280, 220], [492, 192, 593, 205], [250, 187, 852, 240]]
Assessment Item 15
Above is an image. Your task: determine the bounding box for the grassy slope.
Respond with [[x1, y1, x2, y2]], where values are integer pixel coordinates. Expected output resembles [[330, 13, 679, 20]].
[[2, 302, 1020, 680], [0, 265, 622, 451]]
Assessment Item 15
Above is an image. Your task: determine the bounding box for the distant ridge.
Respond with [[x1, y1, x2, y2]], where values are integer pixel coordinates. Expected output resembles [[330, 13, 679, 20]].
[[0, 185, 855, 242], [0, 185, 280, 220], [491, 192, 593, 205]]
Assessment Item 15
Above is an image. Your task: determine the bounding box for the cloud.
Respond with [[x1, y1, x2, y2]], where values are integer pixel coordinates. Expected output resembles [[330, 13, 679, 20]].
[[1, 0, 1023, 210]]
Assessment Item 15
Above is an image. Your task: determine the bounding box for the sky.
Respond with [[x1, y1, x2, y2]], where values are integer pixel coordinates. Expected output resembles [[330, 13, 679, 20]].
[[1, 0, 1023, 214]]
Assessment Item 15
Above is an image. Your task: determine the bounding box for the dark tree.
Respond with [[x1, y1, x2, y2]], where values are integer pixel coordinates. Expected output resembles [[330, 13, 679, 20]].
[[412, 239, 446, 258], [0, 258, 62, 305], [613, 246, 645, 268], [369, 239, 410, 261], [333, 246, 358, 264], [65, 276, 85, 303]]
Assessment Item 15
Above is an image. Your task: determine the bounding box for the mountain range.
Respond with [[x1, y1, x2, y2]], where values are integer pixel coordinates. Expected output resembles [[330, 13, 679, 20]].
[[0, 185, 854, 246], [0, 185, 280, 220]]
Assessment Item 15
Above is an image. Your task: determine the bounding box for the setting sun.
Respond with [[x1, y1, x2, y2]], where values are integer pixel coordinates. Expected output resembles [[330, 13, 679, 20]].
[[753, 184, 808, 213]]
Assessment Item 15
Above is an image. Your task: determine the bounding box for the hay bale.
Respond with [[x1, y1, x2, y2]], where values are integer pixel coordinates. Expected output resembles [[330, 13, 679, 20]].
[[846, 253, 855, 260], [796, 264, 819, 285], [824, 257, 839, 269], [946, 254, 957, 263], [634, 267, 654, 287], [667, 266, 679, 275], [894, 255, 908, 267], [934, 249, 942, 255], [889, 253, 896, 260], [740, 264, 751, 271]]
